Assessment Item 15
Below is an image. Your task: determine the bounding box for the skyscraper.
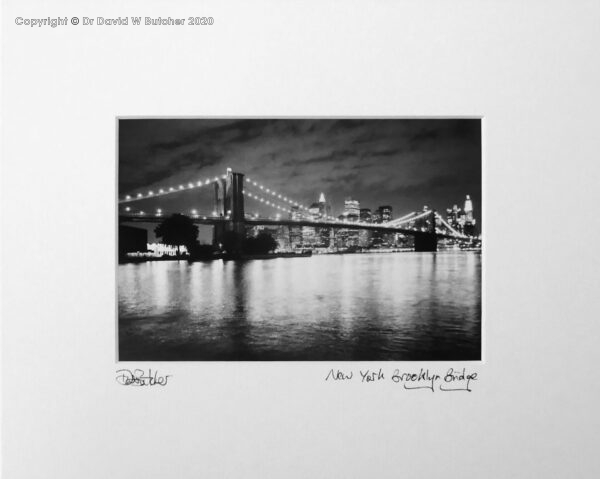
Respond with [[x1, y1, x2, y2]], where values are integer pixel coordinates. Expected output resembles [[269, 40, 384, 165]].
[[359, 209, 372, 247], [463, 195, 476, 236], [464, 195, 474, 222], [377, 205, 393, 222], [445, 196, 476, 236], [302, 193, 332, 248], [344, 198, 360, 218], [446, 205, 464, 233], [359, 208, 372, 222]]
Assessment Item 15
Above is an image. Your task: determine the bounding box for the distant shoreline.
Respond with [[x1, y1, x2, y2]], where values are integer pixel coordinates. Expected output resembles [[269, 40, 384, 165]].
[[119, 247, 481, 264]]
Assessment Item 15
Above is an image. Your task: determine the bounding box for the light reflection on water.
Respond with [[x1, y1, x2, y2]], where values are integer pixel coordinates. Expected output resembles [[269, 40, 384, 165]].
[[119, 252, 481, 360]]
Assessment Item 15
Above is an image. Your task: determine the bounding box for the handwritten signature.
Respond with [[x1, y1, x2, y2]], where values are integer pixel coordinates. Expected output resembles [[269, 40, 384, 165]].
[[115, 368, 171, 386]]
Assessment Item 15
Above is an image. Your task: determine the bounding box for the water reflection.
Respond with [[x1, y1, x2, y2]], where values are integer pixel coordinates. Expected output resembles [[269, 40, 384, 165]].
[[118, 252, 481, 361]]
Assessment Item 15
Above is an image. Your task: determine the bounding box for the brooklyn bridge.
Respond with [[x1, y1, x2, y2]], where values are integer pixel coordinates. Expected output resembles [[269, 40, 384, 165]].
[[119, 168, 478, 252]]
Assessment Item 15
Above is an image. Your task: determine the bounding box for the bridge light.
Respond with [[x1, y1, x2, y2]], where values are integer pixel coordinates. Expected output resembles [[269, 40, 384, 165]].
[[253, 182, 257, 186], [125, 207, 130, 212], [148, 191, 154, 196], [272, 192, 276, 196], [179, 185, 184, 190], [140, 211, 145, 215], [137, 193, 143, 198], [205, 180, 210, 185], [197, 181, 202, 186], [125, 195, 131, 200], [260, 199, 264, 202], [278, 195, 281, 199], [188, 183, 194, 188], [266, 188, 270, 193], [260, 185, 264, 190], [169, 187, 174, 191], [159, 189, 164, 193], [283, 197, 287, 201]]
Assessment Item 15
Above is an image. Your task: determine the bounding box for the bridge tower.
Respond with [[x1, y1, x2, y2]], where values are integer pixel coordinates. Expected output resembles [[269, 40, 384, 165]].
[[212, 168, 245, 247], [414, 209, 437, 252]]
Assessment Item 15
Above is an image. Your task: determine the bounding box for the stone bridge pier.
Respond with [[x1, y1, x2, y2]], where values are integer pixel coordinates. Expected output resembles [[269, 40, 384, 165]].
[[212, 168, 245, 248]]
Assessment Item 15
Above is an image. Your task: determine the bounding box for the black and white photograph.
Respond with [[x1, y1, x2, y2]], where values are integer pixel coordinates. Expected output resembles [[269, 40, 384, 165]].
[[118, 119, 482, 361]]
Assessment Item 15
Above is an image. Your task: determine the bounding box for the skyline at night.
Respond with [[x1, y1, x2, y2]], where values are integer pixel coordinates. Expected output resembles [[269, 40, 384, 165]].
[[119, 119, 482, 229]]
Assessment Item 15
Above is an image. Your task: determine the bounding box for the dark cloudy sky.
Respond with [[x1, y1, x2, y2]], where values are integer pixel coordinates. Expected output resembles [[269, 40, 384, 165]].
[[119, 119, 481, 226]]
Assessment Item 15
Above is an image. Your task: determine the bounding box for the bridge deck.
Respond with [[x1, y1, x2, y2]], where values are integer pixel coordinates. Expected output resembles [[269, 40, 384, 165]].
[[119, 215, 461, 240]]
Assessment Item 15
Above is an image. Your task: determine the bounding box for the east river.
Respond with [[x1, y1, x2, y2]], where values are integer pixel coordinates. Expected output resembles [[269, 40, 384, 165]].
[[118, 252, 481, 361]]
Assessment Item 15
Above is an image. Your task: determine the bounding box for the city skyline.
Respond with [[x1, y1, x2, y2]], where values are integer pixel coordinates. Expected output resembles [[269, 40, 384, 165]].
[[119, 119, 482, 229]]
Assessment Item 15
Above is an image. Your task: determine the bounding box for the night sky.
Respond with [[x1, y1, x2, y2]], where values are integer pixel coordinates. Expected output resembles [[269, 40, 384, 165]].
[[119, 119, 481, 240]]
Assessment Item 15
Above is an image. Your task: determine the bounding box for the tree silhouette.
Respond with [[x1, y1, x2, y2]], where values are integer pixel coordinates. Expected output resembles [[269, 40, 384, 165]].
[[187, 242, 216, 260], [154, 214, 199, 256], [220, 231, 243, 255], [243, 232, 278, 254]]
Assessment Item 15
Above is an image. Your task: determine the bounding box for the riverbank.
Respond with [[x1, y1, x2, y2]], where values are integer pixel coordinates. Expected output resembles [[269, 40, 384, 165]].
[[119, 247, 480, 264]]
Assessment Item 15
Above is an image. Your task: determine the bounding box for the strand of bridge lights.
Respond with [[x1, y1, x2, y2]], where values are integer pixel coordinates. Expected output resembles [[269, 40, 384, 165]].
[[121, 205, 167, 217], [244, 188, 349, 224], [242, 190, 295, 215], [245, 177, 346, 223], [434, 212, 469, 239], [122, 205, 217, 220], [244, 177, 313, 214], [377, 210, 440, 234], [120, 174, 231, 204]]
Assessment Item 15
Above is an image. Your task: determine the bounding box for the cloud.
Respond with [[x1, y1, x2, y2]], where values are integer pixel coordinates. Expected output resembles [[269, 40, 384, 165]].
[[119, 119, 481, 223]]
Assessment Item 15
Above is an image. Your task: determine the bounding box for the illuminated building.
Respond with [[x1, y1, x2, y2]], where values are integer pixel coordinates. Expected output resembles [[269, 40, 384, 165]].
[[463, 195, 477, 236], [147, 243, 188, 257], [445, 195, 477, 236], [344, 198, 360, 217], [446, 204, 462, 231], [336, 198, 360, 248], [297, 193, 333, 248], [360, 208, 372, 222], [359, 209, 372, 247], [371, 206, 393, 246], [377, 205, 392, 222]]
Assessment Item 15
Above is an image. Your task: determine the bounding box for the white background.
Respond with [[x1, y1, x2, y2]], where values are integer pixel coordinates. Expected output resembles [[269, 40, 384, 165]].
[[2, 1, 600, 477]]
